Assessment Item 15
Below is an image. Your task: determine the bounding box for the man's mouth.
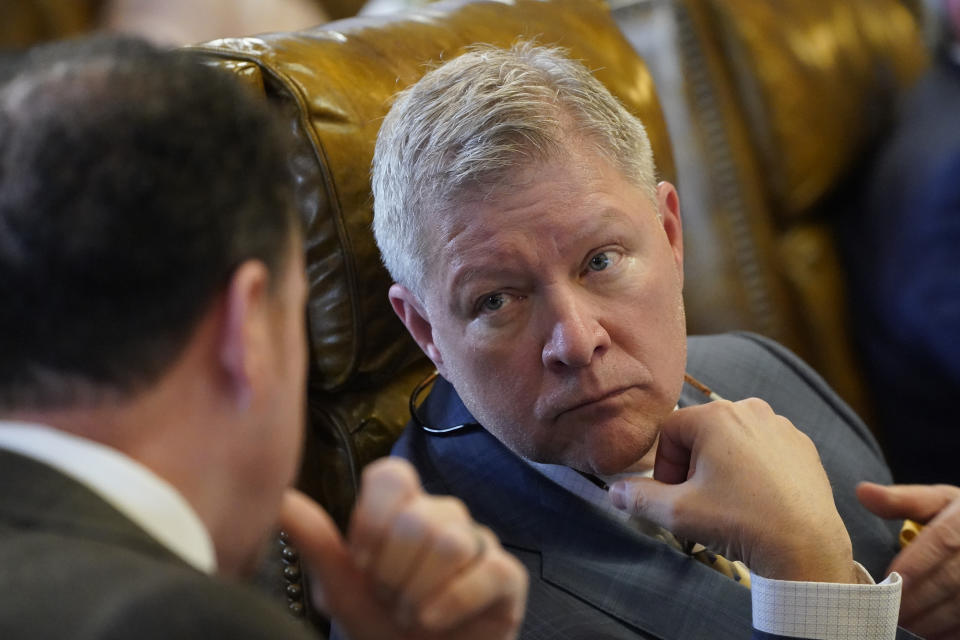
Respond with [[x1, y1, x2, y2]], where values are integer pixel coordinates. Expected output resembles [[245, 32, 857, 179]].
[[554, 386, 633, 420]]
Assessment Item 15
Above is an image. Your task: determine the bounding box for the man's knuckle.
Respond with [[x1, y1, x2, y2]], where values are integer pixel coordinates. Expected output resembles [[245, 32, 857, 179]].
[[365, 458, 417, 488], [663, 495, 688, 527], [488, 553, 518, 582], [796, 430, 818, 451], [361, 461, 388, 483], [933, 521, 960, 554], [440, 585, 471, 612], [712, 399, 736, 415], [742, 397, 771, 412], [436, 495, 470, 520], [390, 508, 426, 541], [433, 527, 472, 559]]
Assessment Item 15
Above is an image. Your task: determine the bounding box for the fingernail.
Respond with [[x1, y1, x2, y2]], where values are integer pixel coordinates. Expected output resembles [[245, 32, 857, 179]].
[[609, 482, 628, 509]]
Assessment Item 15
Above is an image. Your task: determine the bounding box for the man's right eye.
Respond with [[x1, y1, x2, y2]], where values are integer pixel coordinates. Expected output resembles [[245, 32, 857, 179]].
[[479, 293, 505, 313]]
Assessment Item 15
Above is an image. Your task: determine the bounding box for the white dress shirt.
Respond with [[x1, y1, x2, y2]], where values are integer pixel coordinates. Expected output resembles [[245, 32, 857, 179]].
[[528, 461, 902, 640], [0, 420, 217, 574]]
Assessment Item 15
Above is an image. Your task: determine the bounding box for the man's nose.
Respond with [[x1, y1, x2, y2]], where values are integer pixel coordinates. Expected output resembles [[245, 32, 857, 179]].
[[541, 290, 611, 370]]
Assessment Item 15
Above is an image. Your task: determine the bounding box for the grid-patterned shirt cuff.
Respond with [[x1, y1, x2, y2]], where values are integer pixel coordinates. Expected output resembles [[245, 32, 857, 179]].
[[752, 566, 901, 640]]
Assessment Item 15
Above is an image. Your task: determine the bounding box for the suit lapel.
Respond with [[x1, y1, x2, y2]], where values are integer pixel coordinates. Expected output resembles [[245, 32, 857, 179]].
[[414, 378, 753, 638]]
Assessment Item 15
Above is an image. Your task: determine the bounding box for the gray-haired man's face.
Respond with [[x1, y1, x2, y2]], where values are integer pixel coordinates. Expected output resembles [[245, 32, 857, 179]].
[[393, 138, 689, 476]]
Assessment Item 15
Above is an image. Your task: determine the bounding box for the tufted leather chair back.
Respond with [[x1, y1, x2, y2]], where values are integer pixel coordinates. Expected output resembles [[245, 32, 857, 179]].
[[189, 0, 673, 528]]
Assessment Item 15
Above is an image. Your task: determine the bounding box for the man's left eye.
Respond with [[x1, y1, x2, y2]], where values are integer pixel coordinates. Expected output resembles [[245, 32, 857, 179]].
[[588, 252, 612, 271]]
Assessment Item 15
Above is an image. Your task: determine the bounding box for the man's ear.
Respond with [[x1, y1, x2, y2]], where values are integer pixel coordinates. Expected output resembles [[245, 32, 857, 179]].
[[219, 260, 272, 410], [656, 181, 684, 282], [388, 283, 444, 369]]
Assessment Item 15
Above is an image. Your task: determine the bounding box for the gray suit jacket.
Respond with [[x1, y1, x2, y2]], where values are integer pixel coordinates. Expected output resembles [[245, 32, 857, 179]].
[[0, 449, 317, 640], [393, 333, 916, 639]]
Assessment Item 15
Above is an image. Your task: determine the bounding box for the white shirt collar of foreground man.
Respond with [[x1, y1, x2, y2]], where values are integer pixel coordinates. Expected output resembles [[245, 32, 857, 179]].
[[0, 420, 216, 574]]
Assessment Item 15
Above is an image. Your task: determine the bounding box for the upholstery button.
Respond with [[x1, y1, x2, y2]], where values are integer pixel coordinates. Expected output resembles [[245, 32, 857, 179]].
[[281, 546, 299, 563]]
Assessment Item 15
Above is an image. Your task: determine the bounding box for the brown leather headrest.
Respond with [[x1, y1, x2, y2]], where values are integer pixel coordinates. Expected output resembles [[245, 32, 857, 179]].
[[701, 0, 928, 218]]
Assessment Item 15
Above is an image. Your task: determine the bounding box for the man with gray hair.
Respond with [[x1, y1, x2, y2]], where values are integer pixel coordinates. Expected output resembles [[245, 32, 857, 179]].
[[375, 43, 960, 639]]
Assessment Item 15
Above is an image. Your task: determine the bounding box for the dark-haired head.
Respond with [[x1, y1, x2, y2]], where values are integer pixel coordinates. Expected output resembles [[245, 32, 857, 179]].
[[0, 36, 299, 410]]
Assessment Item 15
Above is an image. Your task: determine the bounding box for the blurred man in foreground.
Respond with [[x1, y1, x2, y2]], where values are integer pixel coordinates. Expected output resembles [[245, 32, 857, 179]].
[[0, 37, 526, 640], [374, 43, 960, 639]]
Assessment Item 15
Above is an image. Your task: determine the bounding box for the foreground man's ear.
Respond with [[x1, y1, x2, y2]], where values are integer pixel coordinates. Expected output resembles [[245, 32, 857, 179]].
[[219, 260, 272, 411], [389, 283, 445, 370]]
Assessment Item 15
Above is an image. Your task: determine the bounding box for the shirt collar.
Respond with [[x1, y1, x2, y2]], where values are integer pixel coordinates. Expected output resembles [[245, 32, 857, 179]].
[[0, 420, 217, 574]]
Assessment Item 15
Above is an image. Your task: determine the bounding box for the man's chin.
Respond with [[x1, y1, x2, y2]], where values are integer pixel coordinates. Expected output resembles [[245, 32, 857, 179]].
[[578, 435, 659, 477], [508, 421, 659, 475]]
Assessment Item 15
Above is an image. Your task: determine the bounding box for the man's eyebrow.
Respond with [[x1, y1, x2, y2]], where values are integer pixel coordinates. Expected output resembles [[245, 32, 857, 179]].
[[448, 260, 514, 293], [582, 208, 629, 236], [562, 208, 635, 251]]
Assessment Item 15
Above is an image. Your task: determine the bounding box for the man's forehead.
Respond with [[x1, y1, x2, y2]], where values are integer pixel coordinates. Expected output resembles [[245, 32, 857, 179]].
[[431, 165, 628, 239]]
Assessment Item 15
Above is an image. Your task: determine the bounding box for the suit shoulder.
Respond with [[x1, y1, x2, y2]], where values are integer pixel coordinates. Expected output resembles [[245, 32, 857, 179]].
[[688, 332, 839, 401], [686, 332, 880, 454], [88, 570, 318, 640], [78, 564, 318, 640], [0, 531, 316, 640]]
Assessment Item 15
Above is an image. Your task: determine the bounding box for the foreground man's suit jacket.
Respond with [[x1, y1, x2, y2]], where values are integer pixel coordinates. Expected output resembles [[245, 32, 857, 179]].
[[394, 332, 917, 640], [0, 450, 316, 640]]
